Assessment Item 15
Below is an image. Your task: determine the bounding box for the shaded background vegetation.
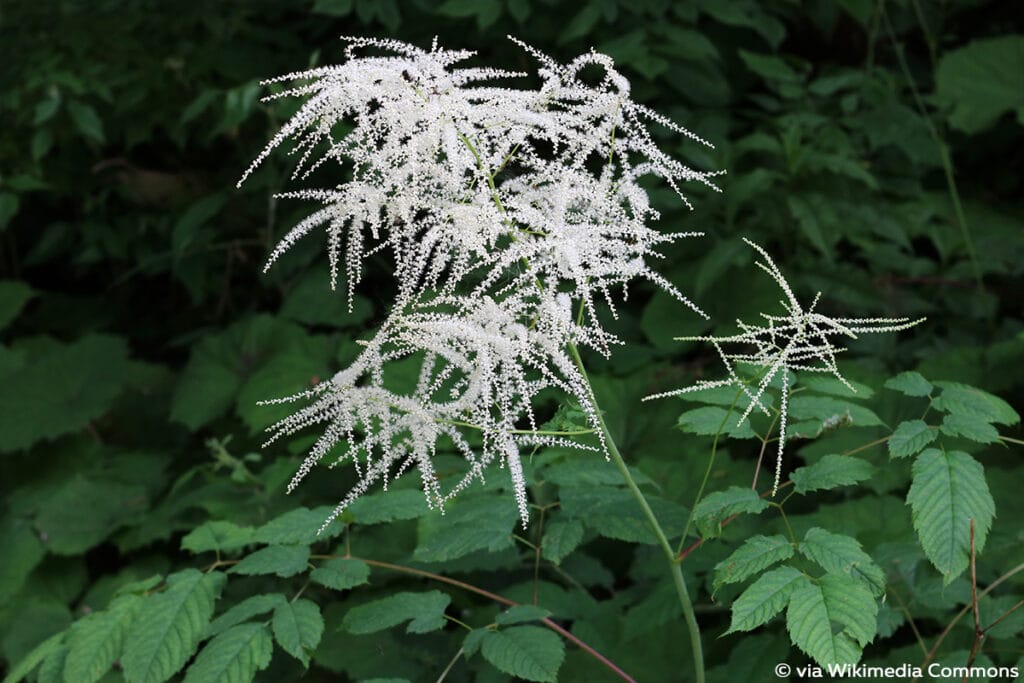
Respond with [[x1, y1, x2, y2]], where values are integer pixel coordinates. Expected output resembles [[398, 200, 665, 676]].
[[1, 0, 1022, 681]]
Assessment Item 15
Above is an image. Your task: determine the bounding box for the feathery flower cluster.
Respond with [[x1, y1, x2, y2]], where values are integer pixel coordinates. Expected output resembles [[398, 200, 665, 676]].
[[242, 36, 721, 528], [645, 238, 924, 494]]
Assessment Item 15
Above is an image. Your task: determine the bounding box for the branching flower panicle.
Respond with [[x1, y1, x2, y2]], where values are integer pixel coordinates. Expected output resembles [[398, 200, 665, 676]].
[[242, 36, 719, 528], [646, 238, 924, 495]]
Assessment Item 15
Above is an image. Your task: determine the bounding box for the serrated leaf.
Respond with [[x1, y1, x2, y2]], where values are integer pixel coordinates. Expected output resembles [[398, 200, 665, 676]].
[[346, 489, 430, 524], [310, 558, 370, 591], [935, 35, 1024, 134], [727, 566, 806, 633], [462, 628, 487, 657], [67, 100, 105, 143], [907, 449, 995, 582], [181, 521, 255, 554], [884, 371, 933, 397], [0, 334, 130, 452], [798, 528, 885, 596], [229, 545, 310, 578], [786, 573, 876, 666], [888, 420, 937, 459], [182, 623, 272, 683], [206, 594, 286, 638], [2, 632, 65, 683], [0, 280, 34, 331], [541, 519, 584, 564], [480, 626, 565, 683], [35, 474, 146, 554], [495, 606, 552, 626], [790, 455, 875, 494], [343, 591, 451, 635], [693, 486, 769, 538], [63, 595, 138, 683], [787, 396, 883, 429], [798, 375, 874, 399], [0, 517, 45, 604], [714, 535, 794, 591], [414, 495, 517, 562], [121, 569, 225, 683], [559, 487, 688, 544], [37, 643, 67, 683], [677, 406, 757, 439], [940, 412, 1001, 444], [933, 381, 1020, 425], [253, 506, 343, 545], [272, 599, 323, 667]]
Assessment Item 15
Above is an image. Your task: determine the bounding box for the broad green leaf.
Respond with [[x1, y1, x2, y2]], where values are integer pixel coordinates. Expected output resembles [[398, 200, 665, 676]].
[[884, 371, 933, 397], [0, 280, 34, 331], [907, 449, 995, 582], [182, 623, 272, 683], [67, 100, 104, 143], [0, 335, 130, 452], [790, 455, 875, 494], [541, 519, 584, 564], [2, 632, 65, 683], [0, 517, 45, 604], [343, 591, 451, 635], [181, 521, 255, 554], [787, 396, 883, 430], [253, 506, 343, 545], [693, 486, 769, 538], [677, 406, 757, 439], [935, 35, 1024, 133], [786, 573, 876, 666], [559, 486, 688, 544], [35, 474, 148, 555], [888, 420, 937, 459], [229, 545, 310, 578], [121, 569, 225, 683], [414, 495, 517, 562], [36, 644, 67, 683], [279, 266, 372, 329], [713, 535, 794, 591], [346, 489, 430, 524], [495, 606, 552, 626], [727, 566, 806, 633], [798, 375, 874, 399], [207, 594, 286, 638], [272, 599, 323, 666], [540, 459, 656, 488], [933, 381, 1020, 425], [940, 413, 1000, 444], [480, 626, 565, 683], [64, 595, 138, 683], [310, 558, 370, 591], [798, 528, 885, 596]]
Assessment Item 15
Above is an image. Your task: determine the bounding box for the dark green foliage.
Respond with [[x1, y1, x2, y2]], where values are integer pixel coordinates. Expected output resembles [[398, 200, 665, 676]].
[[1, 1, 1022, 681]]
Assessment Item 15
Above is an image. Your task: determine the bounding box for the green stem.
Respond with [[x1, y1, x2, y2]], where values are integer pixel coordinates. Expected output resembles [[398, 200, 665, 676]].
[[568, 342, 705, 683]]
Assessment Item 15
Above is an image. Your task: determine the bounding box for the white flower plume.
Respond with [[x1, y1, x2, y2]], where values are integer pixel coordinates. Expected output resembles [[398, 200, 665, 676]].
[[645, 238, 924, 495], [242, 36, 720, 528]]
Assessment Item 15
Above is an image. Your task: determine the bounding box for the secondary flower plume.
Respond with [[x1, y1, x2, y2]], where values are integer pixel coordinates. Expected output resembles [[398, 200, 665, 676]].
[[645, 238, 924, 494], [241, 36, 721, 528]]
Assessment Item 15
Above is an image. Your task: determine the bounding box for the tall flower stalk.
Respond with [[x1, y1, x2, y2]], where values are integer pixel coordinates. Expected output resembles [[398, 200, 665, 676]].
[[243, 35, 724, 682]]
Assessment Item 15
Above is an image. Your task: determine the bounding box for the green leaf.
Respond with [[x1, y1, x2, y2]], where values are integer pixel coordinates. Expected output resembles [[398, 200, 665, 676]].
[[798, 528, 885, 596], [414, 495, 518, 562], [342, 591, 451, 635], [272, 599, 323, 667], [63, 595, 138, 683], [713, 535, 795, 592], [37, 644, 67, 683], [884, 371, 933, 397], [798, 375, 874, 399], [933, 381, 1020, 425], [888, 420, 937, 459], [790, 455, 875, 494], [35, 474, 148, 555], [181, 521, 255, 554], [253, 506, 343, 545], [787, 396, 883, 430], [541, 519, 584, 564], [279, 266, 372, 329], [207, 594, 286, 638], [495, 606, 552, 626], [0, 334, 130, 452], [480, 626, 565, 683], [907, 449, 996, 582], [786, 573, 877, 666], [121, 569, 225, 683], [677, 406, 757, 439], [310, 558, 370, 591], [693, 486, 769, 538], [229, 545, 310, 578], [182, 623, 273, 683], [0, 281, 34, 331], [559, 487, 688, 545], [935, 35, 1024, 134], [2, 632, 65, 683], [67, 100, 105, 143], [0, 517, 45, 604], [727, 566, 806, 633], [940, 413, 1000, 444], [346, 489, 431, 524], [0, 192, 19, 231]]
